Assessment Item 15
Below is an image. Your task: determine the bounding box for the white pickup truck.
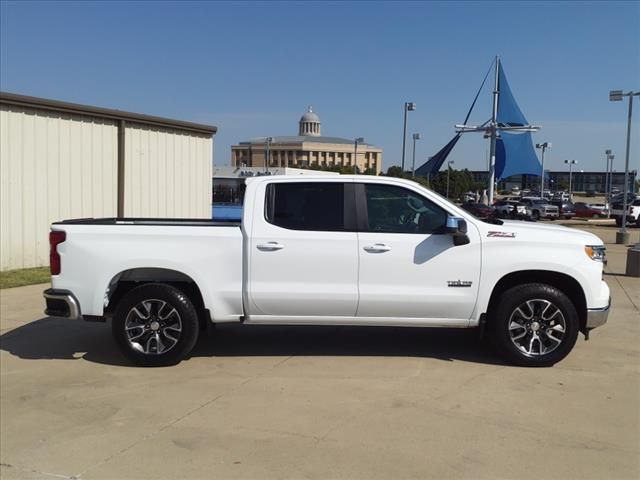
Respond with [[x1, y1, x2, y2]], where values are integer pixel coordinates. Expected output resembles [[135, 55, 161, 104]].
[[611, 197, 640, 227], [44, 175, 610, 367]]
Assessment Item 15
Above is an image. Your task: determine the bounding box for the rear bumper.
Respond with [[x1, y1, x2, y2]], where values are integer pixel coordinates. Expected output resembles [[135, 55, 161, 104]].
[[43, 288, 82, 320], [586, 297, 610, 329]]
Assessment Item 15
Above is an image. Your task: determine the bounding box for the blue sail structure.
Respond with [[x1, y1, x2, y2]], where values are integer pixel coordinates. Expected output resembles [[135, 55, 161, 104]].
[[495, 132, 540, 180], [416, 58, 542, 184], [415, 60, 493, 176], [495, 62, 541, 180], [415, 134, 461, 176], [497, 63, 529, 127]]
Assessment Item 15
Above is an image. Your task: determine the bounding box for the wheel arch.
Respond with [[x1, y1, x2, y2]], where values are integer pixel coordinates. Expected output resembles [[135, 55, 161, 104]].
[[104, 268, 208, 322], [485, 270, 587, 331]]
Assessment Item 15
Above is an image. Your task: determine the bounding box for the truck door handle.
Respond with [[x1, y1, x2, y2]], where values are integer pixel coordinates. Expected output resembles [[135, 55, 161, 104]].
[[363, 243, 392, 253], [257, 242, 284, 251]]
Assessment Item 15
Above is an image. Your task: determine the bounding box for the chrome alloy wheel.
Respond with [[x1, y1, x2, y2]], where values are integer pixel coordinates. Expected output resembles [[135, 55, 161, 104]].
[[508, 299, 566, 356], [124, 299, 182, 355]]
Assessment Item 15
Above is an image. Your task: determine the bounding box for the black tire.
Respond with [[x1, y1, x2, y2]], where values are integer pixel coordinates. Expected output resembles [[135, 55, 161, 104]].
[[531, 211, 540, 221], [489, 283, 579, 367], [112, 283, 200, 367]]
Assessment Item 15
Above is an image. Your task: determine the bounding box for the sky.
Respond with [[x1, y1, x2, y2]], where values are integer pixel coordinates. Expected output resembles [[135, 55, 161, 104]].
[[1, 0, 639, 173]]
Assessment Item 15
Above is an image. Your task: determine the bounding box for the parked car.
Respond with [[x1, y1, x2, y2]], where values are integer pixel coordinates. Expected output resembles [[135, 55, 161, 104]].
[[574, 202, 608, 218], [493, 200, 531, 220], [552, 192, 570, 202], [589, 203, 609, 216], [550, 200, 576, 219], [519, 197, 560, 221], [610, 192, 637, 205], [611, 197, 640, 227], [459, 192, 477, 203], [461, 202, 495, 219], [44, 175, 610, 367]]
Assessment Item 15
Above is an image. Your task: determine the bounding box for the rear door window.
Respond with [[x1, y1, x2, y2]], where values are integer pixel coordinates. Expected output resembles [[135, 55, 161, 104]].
[[265, 182, 347, 231]]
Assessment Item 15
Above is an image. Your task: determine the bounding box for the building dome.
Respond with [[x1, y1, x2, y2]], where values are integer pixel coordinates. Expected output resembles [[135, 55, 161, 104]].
[[298, 105, 321, 136], [300, 108, 320, 123]]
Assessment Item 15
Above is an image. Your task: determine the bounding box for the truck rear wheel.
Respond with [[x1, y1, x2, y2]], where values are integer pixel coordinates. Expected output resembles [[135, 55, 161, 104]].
[[112, 284, 199, 367], [489, 283, 579, 367]]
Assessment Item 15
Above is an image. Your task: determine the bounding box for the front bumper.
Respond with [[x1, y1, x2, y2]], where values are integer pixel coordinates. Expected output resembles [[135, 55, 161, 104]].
[[43, 288, 82, 320], [586, 297, 610, 329]]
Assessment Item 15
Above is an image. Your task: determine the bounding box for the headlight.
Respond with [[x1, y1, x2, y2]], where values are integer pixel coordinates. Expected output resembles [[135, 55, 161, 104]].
[[585, 245, 607, 263]]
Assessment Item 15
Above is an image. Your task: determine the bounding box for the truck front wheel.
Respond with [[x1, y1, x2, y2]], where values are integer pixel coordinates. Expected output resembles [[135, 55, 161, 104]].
[[112, 284, 200, 367], [489, 283, 579, 367]]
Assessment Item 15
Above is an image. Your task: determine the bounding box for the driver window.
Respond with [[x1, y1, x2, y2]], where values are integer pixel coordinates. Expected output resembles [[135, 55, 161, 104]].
[[365, 184, 447, 234]]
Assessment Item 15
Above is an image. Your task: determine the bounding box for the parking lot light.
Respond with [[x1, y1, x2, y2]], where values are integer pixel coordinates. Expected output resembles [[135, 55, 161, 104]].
[[609, 90, 639, 244], [354, 137, 364, 174], [535, 142, 551, 195], [401, 102, 416, 172], [411, 133, 421, 177]]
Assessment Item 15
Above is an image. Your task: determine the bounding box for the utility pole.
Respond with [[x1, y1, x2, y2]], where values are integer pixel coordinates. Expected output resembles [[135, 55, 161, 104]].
[[265, 137, 273, 173], [609, 89, 639, 244], [487, 56, 500, 205], [401, 102, 416, 172], [536, 142, 551, 196], [354, 137, 364, 174], [605, 149, 614, 216], [564, 159, 577, 200], [411, 133, 421, 177]]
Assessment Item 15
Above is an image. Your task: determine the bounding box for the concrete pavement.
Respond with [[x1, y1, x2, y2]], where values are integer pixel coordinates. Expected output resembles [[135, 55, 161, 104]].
[[1, 224, 638, 480]]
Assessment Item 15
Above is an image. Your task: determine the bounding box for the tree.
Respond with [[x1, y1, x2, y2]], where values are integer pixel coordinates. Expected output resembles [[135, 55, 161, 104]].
[[426, 168, 476, 200], [385, 166, 405, 178]]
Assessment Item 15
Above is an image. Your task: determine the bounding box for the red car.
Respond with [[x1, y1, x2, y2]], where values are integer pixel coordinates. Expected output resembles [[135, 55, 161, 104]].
[[461, 202, 495, 218], [574, 202, 606, 218]]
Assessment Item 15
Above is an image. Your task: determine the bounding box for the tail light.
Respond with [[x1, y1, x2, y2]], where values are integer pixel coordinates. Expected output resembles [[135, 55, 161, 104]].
[[49, 231, 66, 275]]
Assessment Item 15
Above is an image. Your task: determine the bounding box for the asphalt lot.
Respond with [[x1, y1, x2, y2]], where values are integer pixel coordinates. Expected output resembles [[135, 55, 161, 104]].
[[1, 224, 639, 480]]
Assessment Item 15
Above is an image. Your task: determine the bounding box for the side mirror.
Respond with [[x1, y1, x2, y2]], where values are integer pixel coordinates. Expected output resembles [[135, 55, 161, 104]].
[[446, 216, 467, 234], [446, 216, 470, 246]]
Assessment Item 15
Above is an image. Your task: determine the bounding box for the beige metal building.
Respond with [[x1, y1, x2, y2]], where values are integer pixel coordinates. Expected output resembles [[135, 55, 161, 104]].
[[231, 107, 383, 174], [0, 92, 217, 271]]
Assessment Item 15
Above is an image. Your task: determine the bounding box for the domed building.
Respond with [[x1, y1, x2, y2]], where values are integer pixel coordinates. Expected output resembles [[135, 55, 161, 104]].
[[231, 106, 383, 174]]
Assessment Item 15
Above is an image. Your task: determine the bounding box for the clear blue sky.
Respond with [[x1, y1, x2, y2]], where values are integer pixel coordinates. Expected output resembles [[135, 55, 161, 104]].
[[1, 0, 639, 173]]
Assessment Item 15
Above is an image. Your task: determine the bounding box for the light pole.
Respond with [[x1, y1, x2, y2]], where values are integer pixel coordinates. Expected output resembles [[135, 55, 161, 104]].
[[411, 133, 421, 177], [446, 161, 455, 199], [605, 149, 614, 212], [265, 137, 273, 173], [353, 137, 364, 174], [535, 142, 551, 196], [564, 159, 577, 200], [401, 102, 416, 172], [609, 89, 640, 244]]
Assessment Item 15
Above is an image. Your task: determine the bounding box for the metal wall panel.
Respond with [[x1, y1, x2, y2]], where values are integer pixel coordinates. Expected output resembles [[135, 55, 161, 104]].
[[123, 124, 212, 218], [0, 105, 118, 270], [1, 105, 213, 271]]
